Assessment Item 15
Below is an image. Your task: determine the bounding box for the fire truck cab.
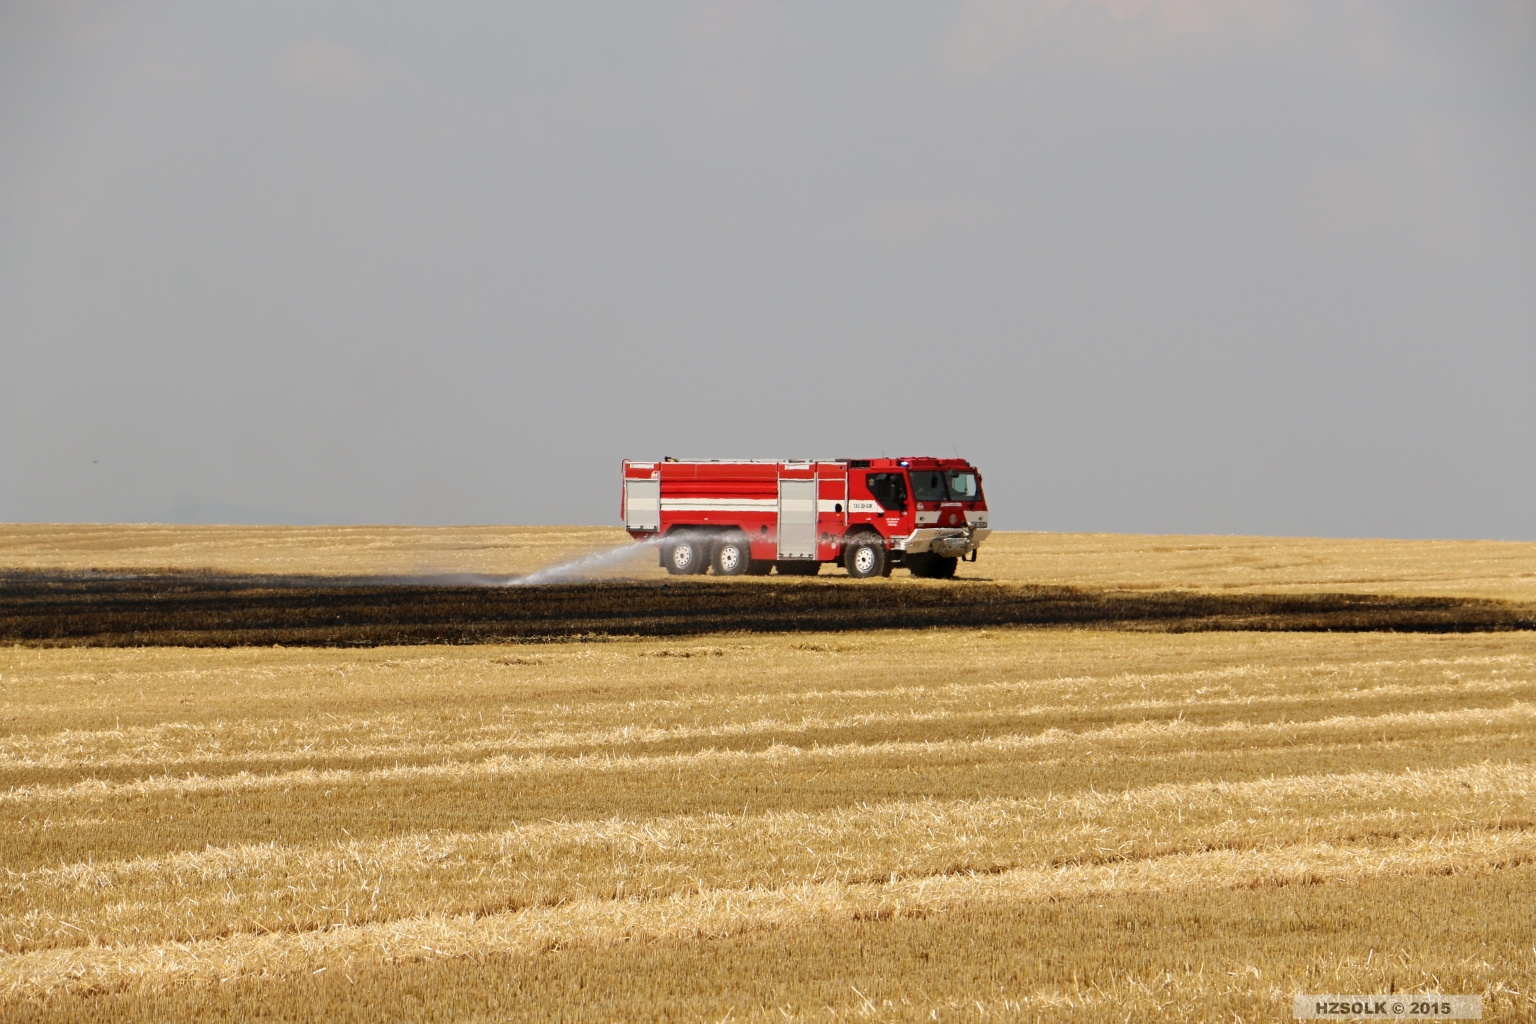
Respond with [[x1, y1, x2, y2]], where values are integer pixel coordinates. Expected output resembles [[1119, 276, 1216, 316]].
[[621, 457, 990, 579]]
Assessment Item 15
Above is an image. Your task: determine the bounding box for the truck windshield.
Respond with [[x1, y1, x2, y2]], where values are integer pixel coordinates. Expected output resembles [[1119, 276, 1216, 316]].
[[945, 471, 979, 500], [909, 470, 980, 501], [910, 471, 946, 502]]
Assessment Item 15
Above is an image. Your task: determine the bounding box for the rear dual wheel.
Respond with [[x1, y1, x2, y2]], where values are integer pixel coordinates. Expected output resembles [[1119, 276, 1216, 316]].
[[712, 534, 752, 577], [664, 532, 762, 576], [662, 534, 707, 575]]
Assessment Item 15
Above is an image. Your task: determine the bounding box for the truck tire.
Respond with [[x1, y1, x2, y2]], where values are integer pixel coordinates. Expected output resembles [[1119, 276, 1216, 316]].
[[662, 533, 706, 575], [712, 533, 752, 576], [844, 535, 887, 579], [775, 560, 821, 576]]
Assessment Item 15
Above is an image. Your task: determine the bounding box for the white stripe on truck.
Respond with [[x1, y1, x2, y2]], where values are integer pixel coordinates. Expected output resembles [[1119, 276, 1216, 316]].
[[661, 499, 778, 512]]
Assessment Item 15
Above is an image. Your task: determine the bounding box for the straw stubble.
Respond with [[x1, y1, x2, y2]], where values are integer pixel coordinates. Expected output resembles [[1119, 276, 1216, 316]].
[[2, 628, 1533, 1020]]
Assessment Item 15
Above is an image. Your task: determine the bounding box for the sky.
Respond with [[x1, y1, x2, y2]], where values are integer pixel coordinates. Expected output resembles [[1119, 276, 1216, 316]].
[[2, 1, 1532, 537]]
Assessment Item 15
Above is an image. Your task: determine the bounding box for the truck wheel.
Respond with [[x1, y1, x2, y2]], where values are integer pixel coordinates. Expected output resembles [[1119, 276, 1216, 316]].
[[662, 534, 706, 575], [712, 534, 752, 576], [775, 561, 821, 576], [906, 552, 935, 578], [930, 556, 958, 579], [844, 535, 887, 579]]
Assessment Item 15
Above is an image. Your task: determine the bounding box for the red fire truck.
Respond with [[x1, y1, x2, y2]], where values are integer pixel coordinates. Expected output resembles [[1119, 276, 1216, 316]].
[[621, 458, 990, 579]]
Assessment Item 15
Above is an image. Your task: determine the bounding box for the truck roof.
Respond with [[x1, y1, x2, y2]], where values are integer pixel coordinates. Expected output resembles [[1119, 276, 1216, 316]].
[[628, 457, 975, 469], [837, 457, 976, 470]]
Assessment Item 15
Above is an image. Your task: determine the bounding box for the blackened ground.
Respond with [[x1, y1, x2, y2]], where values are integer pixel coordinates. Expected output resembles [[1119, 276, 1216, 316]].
[[2, 571, 1533, 647]]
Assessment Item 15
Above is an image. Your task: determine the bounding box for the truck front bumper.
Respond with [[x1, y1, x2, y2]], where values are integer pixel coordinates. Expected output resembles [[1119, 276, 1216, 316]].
[[896, 526, 990, 558]]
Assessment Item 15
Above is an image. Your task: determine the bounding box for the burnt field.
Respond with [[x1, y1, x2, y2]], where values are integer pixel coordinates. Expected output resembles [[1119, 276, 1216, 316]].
[[2, 569, 1534, 647]]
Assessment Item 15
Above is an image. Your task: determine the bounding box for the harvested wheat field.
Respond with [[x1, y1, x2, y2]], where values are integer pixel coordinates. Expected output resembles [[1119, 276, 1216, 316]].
[[1, 527, 1535, 1021]]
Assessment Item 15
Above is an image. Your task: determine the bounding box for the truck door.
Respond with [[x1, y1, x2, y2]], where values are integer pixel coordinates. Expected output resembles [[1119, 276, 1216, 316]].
[[777, 478, 817, 559], [817, 469, 846, 560], [625, 477, 660, 532]]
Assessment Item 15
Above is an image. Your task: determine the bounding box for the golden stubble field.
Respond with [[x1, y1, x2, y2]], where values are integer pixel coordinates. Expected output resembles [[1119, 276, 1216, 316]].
[[2, 525, 1535, 1022]]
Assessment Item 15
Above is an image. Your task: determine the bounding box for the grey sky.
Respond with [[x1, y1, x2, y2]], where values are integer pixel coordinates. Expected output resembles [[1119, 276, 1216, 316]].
[[2, 1, 1532, 537]]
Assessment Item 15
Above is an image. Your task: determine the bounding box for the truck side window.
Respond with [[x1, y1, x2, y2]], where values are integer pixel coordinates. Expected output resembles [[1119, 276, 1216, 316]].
[[865, 473, 908, 512]]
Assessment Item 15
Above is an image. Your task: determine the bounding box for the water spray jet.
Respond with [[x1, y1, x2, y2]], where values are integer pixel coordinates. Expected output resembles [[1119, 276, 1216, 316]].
[[506, 536, 663, 586]]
